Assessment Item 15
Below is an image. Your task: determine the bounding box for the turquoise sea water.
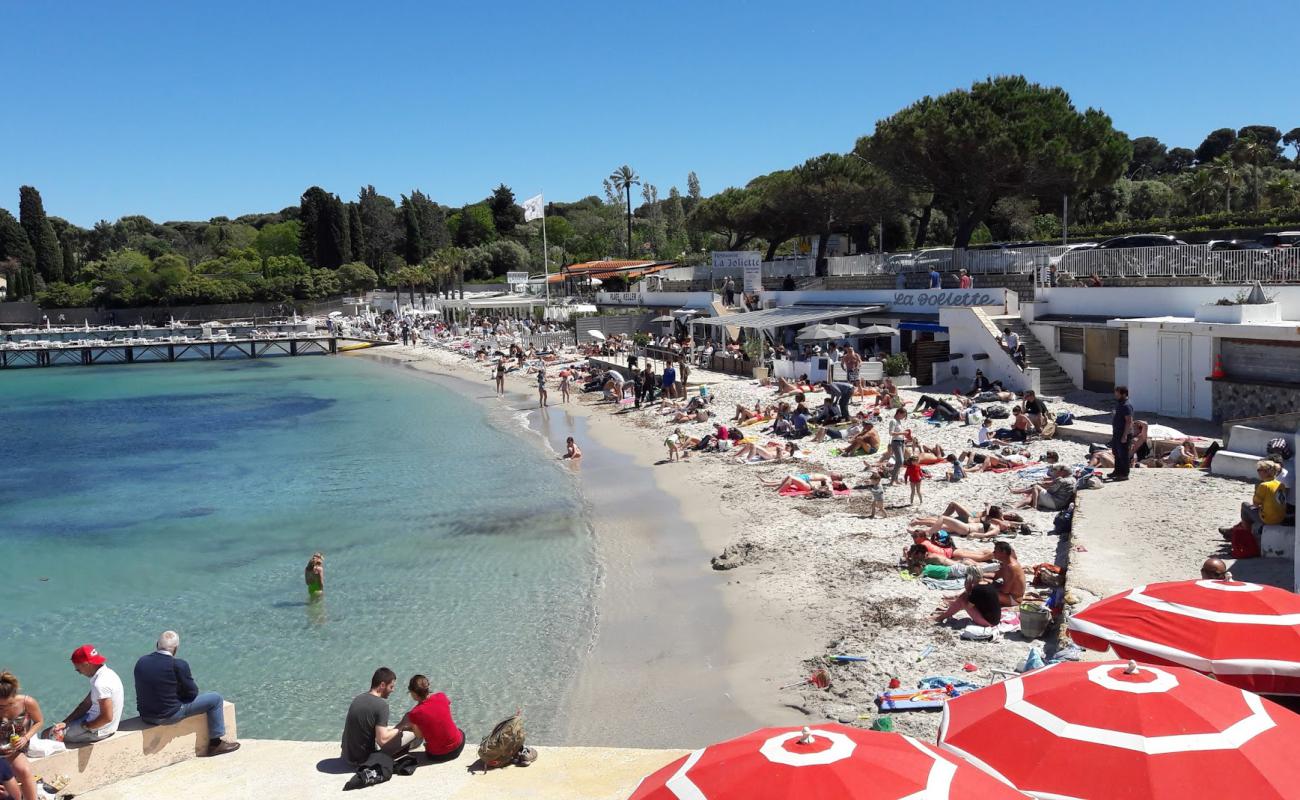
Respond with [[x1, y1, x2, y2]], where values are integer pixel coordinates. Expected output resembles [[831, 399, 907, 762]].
[[0, 357, 596, 742]]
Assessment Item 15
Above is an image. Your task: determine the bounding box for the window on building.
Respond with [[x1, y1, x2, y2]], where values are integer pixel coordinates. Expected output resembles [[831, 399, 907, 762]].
[[1059, 327, 1084, 354], [1118, 330, 1128, 357]]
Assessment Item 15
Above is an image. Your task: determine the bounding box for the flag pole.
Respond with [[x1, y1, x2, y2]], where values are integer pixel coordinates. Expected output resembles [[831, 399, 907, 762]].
[[541, 192, 550, 311]]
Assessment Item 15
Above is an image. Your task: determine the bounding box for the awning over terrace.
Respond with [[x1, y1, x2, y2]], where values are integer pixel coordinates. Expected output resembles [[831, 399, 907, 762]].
[[691, 305, 884, 330]]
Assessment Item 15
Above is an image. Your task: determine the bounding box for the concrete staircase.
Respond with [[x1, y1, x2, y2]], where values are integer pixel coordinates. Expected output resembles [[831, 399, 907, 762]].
[[1212, 424, 1285, 481], [1003, 319, 1075, 396]]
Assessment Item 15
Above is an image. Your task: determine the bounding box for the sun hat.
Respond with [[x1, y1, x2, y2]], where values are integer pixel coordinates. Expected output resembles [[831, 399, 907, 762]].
[[71, 645, 106, 666]]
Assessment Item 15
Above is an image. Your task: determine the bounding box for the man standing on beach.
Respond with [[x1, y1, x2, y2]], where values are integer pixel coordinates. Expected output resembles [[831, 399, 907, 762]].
[[135, 631, 240, 756], [47, 645, 123, 744], [1109, 385, 1134, 481], [841, 345, 862, 390]]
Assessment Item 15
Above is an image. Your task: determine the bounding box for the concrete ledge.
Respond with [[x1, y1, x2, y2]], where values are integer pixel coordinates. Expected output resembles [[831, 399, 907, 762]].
[[1212, 450, 1264, 481], [79, 739, 687, 800], [31, 702, 237, 796], [1262, 525, 1295, 559]]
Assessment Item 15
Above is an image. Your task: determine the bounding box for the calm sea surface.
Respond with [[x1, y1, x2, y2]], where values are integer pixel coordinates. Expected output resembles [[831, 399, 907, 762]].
[[0, 356, 596, 742]]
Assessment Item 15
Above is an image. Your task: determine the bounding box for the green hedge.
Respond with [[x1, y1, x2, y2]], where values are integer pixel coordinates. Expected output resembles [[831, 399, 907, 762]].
[[1067, 207, 1300, 239]]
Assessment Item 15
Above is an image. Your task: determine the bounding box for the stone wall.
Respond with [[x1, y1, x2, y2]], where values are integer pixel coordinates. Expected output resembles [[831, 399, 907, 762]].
[[1211, 379, 1300, 422]]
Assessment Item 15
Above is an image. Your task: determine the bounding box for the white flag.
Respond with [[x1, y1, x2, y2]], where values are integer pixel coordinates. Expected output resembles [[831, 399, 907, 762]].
[[522, 193, 544, 222]]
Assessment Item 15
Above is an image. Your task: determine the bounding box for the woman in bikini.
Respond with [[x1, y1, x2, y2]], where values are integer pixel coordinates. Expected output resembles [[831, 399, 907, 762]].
[[762, 471, 845, 494], [909, 505, 1017, 540], [304, 553, 324, 598], [0, 671, 43, 800], [733, 440, 797, 463]]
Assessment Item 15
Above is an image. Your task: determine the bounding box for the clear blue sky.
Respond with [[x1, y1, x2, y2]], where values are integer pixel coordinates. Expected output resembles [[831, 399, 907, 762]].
[[3, 0, 1296, 227]]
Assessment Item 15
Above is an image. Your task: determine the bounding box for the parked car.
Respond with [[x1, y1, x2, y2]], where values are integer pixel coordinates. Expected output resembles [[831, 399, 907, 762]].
[[1095, 234, 1189, 248], [1256, 231, 1300, 248], [1207, 239, 1268, 251], [964, 243, 1023, 273], [911, 247, 955, 273]]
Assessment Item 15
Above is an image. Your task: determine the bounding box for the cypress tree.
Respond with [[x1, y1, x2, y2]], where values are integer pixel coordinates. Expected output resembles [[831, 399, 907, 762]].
[[323, 195, 348, 270], [402, 199, 425, 265], [347, 203, 365, 263], [299, 187, 326, 267], [19, 186, 64, 282]]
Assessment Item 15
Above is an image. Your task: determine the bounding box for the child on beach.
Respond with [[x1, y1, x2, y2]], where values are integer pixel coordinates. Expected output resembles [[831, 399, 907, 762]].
[[973, 418, 993, 448], [904, 455, 924, 505], [864, 471, 886, 518], [563, 436, 582, 459], [536, 367, 548, 408], [559, 370, 571, 403], [946, 453, 964, 482], [665, 428, 690, 462]]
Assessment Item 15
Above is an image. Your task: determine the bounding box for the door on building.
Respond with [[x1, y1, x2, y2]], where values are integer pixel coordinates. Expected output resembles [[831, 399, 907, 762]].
[[1083, 329, 1119, 392], [1158, 333, 1190, 417]]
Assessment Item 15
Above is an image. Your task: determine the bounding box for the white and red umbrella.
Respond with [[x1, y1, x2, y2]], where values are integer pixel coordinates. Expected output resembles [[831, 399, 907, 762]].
[[628, 723, 1027, 800], [938, 659, 1300, 799], [1067, 579, 1300, 695]]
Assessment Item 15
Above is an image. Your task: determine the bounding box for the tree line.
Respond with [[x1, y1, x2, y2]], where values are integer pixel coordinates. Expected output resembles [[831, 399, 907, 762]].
[[683, 76, 1300, 264], [3, 74, 1298, 307]]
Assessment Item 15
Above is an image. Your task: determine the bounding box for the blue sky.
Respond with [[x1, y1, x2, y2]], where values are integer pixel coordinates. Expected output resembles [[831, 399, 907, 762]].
[[2, 0, 1296, 227]]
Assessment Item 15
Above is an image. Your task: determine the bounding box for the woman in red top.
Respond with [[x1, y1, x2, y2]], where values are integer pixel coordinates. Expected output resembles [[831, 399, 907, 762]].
[[402, 675, 465, 762]]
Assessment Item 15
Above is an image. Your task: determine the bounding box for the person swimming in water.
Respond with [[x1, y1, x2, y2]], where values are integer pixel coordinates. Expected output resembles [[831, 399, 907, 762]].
[[305, 553, 324, 598]]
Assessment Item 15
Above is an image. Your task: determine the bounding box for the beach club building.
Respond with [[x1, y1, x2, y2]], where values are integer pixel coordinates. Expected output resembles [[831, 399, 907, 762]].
[[596, 256, 1300, 425]]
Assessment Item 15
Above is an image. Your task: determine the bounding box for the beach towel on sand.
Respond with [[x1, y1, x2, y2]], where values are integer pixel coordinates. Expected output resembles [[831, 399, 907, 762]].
[[922, 577, 967, 591]]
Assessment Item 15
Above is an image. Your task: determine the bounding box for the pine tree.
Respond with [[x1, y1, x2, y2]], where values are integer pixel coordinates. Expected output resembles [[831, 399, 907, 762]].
[[402, 200, 425, 265], [19, 186, 63, 282]]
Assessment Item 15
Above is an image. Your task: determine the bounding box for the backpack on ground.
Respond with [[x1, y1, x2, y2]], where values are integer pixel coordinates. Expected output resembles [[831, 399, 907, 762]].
[[1055, 412, 1074, 426], [1051, 504, 1074, 535], [478, 713, 530, 770], [984, 404, 1010, 419]]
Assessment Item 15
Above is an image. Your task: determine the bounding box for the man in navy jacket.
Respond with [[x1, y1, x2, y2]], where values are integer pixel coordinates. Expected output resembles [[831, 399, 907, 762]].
[[134, 630, 240, 756]]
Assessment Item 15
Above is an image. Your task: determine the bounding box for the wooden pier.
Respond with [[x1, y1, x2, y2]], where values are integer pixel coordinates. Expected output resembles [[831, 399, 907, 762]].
[[0, 336, 376, 370]]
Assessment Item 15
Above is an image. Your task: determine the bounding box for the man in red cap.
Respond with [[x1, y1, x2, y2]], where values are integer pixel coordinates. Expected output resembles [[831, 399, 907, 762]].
[[46, 645, 124, 744]]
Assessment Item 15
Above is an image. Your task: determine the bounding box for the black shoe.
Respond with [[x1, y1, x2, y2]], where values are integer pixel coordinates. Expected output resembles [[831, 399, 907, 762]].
[[203, 739, 241, 757]]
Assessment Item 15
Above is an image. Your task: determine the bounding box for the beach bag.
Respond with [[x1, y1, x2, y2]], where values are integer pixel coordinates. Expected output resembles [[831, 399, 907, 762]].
[[1230, 526, 1260, 559], [478, 713, 528, 770], [984, 404, 1010, 419], [1055, 412, 1074, 426], [1051, 505, 1074, 535]]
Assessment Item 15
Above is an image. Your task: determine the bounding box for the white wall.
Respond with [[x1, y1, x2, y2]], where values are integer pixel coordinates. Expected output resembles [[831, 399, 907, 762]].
[[1113, 356, 1129, 388], [1028, 321, 1083, 390], [1040, 286, 1300, 320], [939, 307, 1032, 392], [763, 289, 1015, 316]]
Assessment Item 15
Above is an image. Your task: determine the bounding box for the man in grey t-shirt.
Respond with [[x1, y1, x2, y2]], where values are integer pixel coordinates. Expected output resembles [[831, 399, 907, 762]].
[[341, 667, 421, 765]]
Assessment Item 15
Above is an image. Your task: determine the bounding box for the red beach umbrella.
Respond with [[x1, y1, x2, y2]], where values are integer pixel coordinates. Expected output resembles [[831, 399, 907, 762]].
[[628, 723, 1027, 800], [938, 659, 1300, 800], [1067, 579, 1300, 695]]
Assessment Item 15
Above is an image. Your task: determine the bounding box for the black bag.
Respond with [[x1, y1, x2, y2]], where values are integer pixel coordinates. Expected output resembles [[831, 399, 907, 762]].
[[1052, 504, 1075, 536], [344, 752, 394, 791], [984, 404, 1010, 419]]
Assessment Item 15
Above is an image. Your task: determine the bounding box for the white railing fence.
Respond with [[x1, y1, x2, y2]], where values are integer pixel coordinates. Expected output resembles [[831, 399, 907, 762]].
[[1049, 245, 1300, 285], [827, 246, 1073, 277]]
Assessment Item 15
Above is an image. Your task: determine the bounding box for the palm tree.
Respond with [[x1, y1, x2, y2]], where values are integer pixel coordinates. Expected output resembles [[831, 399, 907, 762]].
[[1264, 173, 1297, 209], [1233, 135, 1272, 210], [1208, 155, 1237, 212], [1183, 169, 1220, 214], [609, 165, 640, 258]]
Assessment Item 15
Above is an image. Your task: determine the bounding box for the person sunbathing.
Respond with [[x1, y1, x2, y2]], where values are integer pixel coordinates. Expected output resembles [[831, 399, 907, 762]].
[[762, 471, 845, 494], [733, 440, 797, 463], [670, 407, 711, 423], [909, 507, 1016, 540], [905, 530, 992, 563], [732, 403, 761, 423], [1087, 448, 1115, 468], [960, 448, 1031, 472], [939, 501, 1023, 527]]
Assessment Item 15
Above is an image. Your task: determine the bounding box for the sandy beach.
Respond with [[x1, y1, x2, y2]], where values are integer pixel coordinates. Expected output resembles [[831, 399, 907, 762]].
[[356, 341, 1261, 744]]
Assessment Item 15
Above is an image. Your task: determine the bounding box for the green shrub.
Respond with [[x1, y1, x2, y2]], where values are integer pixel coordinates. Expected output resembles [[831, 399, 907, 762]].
[[883, 353, 910, 377]]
